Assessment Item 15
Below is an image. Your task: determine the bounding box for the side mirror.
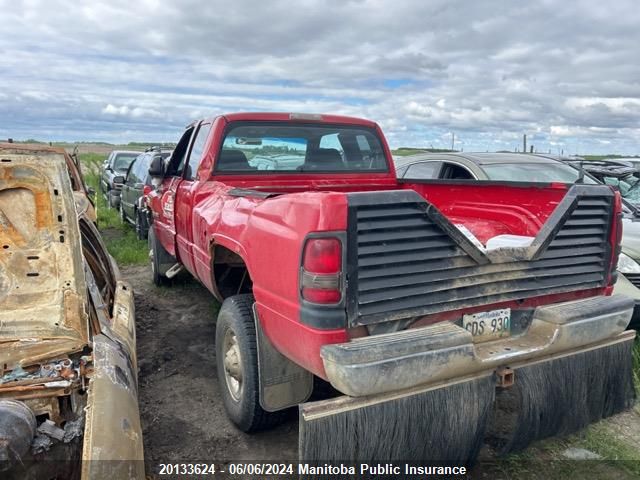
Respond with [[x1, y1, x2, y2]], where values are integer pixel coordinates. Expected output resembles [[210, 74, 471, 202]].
[[113, 175, 125, 185], [148, 154, 165, 178]]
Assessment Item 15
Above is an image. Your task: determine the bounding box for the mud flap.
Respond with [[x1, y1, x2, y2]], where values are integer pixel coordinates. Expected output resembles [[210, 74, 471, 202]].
[[253, 306, 313, 412], [487, 337, 636, 454], [299, 374, 496, 464], [299, 335, 636, 465]]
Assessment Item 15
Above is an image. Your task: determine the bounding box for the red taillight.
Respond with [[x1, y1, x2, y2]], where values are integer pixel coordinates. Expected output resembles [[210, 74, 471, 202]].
[[303, 238, 341, 273], [301, 237, 342, 304]]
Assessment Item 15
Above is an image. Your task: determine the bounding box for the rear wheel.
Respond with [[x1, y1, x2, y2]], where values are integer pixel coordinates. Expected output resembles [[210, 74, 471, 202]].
[[215, 294, 288, 432], [135, 209, 147, 240]]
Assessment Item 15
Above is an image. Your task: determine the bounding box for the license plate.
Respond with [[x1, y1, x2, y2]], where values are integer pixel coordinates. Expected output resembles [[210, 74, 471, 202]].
[[462, 308, 511, 342]]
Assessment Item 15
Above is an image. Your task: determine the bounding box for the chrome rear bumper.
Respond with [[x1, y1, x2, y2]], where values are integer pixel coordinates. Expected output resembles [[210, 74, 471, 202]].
[[321, 295, 634, 397]]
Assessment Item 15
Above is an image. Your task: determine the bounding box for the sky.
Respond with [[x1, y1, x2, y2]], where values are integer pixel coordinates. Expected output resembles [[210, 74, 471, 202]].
[[1, 0, 639, 154]]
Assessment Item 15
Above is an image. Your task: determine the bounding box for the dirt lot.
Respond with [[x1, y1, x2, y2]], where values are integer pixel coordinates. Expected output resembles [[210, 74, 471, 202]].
[[126, 265, 299, 476], [125, 261, 640, 480]]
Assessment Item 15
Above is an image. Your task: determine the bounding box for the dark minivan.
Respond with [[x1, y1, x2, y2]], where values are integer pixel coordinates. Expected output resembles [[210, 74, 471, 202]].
[[120, 148, 172, 239]]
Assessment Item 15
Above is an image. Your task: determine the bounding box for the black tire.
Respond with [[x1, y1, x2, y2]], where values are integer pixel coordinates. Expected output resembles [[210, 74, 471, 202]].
[[135, 209, 147, 240], [149, 227, 170, 286], [215, 294, 288, 432]]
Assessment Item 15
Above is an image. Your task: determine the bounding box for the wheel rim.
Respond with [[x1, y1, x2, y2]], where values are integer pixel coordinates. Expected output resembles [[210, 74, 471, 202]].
[[222, 329, 243, 402]]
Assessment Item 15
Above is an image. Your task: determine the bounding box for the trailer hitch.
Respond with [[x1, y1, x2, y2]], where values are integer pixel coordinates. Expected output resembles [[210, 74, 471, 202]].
[[496, 366, 514, 388]]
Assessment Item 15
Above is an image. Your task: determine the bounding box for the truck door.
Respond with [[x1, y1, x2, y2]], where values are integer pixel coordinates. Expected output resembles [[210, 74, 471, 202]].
[[121, 155, 141, 220], [151, 126, 195, 257], [174, 122, 212, 275]]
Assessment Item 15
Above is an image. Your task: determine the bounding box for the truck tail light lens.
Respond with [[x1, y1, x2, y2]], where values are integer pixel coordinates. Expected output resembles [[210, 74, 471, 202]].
[[301, 238, 342, 304]]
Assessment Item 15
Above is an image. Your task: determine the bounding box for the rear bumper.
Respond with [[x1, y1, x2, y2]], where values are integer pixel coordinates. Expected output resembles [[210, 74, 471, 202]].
[[321, 295, 635, 397]]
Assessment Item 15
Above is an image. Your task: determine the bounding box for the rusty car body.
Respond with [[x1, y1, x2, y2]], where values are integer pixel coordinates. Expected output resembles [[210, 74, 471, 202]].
[[0, 143, 97, 224], [0, 144, 143, 479]]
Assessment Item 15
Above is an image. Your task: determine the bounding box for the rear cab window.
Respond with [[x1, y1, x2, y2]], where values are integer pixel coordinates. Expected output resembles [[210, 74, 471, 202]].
[[215, 122, 388, 173]]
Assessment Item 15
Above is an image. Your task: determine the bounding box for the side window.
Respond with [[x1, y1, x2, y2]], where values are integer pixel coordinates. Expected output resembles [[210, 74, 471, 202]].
[[126, 157, 140, 185], [403, 162, 441, 180], [185, 123, 212, 180], [135, 155, 149, 182], [142, 156, 154, 185], [166, 127, 196, 177], [440, 162, 475, 180]]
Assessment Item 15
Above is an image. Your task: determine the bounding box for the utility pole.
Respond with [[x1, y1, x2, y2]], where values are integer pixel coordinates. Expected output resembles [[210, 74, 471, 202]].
[[451, 132, 455, 151], [523, 134, 527, 154]]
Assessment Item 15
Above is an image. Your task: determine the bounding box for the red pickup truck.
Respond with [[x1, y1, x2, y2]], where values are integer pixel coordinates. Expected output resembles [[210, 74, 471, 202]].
[[146, 112, 635, 464]]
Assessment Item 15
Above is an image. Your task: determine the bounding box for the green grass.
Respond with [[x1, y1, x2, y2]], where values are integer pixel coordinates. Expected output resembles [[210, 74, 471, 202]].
[[102, 227, 149, 265], [79, 153, 149, 266]]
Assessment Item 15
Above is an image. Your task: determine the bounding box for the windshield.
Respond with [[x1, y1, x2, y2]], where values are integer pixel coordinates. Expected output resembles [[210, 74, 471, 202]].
[[216, 122, 388, 173], [113, 153, 138, 173], [482, 162, 598, 184]]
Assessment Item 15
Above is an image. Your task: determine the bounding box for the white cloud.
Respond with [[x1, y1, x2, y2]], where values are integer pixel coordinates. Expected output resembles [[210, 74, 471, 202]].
[[0, 0, 638, 154], [102, 104, 163, 119]]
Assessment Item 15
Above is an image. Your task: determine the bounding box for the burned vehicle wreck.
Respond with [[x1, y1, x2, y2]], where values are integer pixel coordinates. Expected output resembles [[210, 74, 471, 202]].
[[0, 145, 143, 479]]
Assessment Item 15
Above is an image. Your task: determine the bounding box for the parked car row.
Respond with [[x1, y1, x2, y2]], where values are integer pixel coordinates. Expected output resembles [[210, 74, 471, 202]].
[[100, 147, 172, 240], [99, 150, 140, 208]]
